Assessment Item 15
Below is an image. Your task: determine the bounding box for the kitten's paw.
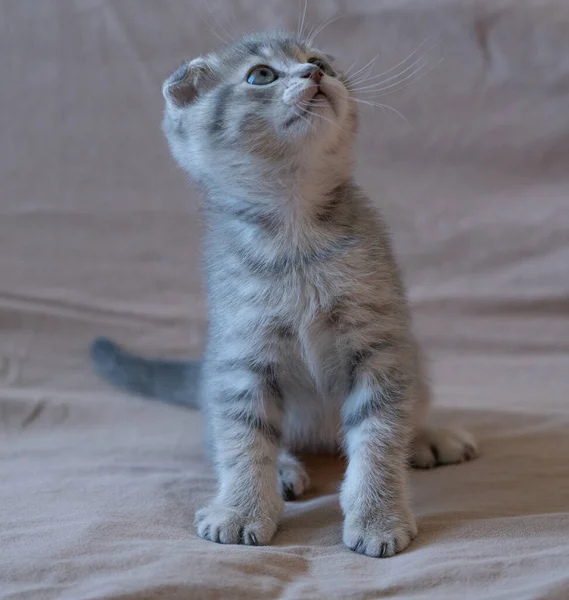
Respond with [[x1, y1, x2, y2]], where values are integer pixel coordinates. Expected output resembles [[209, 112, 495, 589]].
[[411, 425, 478, 469], [343, 510, 418, 558], [278, 455, 310, 501], [194, 505, 277, 546]]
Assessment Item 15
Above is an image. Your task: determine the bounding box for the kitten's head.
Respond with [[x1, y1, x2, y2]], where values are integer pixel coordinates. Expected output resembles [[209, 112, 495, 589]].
[[162, 31, 357, 196]]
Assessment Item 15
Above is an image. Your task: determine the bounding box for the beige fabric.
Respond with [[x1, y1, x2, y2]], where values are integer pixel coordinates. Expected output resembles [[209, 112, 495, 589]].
[[2, 1, 569, 598]]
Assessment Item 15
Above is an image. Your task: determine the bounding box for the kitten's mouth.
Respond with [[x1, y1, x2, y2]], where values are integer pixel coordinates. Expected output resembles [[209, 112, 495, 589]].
[[306, 86, 337, 116], [310, 87, 331, 105], [284, 85, 338, 130], [307, 86, 336, 120]]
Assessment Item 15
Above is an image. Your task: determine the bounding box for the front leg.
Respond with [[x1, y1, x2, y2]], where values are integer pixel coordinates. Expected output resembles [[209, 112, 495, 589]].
[[195, 358, 284, 546], [341, 355, 418, 557]]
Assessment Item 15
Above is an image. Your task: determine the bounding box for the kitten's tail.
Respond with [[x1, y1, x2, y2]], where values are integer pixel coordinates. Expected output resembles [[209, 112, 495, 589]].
[[90, 337, 201, 409]]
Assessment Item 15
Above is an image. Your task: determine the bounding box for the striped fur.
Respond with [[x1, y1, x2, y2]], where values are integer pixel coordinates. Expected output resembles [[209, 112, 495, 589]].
[[92, 31, 477, 557]]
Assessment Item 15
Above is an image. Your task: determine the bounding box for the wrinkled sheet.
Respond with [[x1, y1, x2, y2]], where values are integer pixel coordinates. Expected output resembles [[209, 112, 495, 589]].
[[2, 1, 569, 598]]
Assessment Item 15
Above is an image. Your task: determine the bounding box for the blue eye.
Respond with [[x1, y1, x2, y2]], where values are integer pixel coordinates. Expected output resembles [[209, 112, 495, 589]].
[[247, 66, 277, 85], [308, 57, 335, 77]]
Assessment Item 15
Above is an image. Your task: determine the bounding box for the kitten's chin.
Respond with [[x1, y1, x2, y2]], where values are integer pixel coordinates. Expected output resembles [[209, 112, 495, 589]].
[[311, 87, 335, 109], [281, 92, 352, 150], [284, 100, 339, 137], [306, 88, 349, 131]]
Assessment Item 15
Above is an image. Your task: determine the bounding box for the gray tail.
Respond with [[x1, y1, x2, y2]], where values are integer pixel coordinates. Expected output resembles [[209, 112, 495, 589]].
[[90, 337, 201, 409]]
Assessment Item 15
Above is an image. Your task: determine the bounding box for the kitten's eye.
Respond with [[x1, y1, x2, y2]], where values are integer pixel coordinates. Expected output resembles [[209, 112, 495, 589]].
[[247, 66, 277, 85], [307, 58, 326, 69], [307, 57, 335, 76]]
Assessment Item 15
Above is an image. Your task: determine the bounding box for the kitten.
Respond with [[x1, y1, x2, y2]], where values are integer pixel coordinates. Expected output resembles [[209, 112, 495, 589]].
[[91, 31, 477, 557]]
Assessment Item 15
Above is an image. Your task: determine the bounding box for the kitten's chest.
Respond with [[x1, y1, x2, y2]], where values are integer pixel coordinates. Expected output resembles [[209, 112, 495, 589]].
[[276, 269, 351, 376], [209, 219, 369, 368], [264, 268, 346, 345]]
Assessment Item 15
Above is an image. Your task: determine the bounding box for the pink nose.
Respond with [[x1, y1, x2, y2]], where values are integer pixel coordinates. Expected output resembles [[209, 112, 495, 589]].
[[300, 65, 323, 83]]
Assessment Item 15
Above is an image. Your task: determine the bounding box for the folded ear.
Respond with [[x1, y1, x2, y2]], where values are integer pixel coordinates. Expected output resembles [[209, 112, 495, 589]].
[[162, 57, 212, 107]]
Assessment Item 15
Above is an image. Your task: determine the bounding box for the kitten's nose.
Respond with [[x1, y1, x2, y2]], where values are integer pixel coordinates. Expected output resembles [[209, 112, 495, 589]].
[[300, 65, 323, 83]]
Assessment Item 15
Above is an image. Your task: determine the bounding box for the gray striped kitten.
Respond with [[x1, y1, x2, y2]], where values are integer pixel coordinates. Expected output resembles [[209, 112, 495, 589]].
[[91, 31, 477, 558]]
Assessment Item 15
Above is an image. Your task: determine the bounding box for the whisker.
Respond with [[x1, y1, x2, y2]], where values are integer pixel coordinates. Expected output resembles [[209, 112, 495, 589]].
[[198, 14, 229, 46], [348, 98, 409, 125], [352, 52, 438, 91], [201, 0, 234, 45], [307, 12, 342, 44], [349, 43, 437, 92], [343, 57, 361, 78], [295, 109, 315, 130], [298, 0, 309, 39], [304, 110, 343, 132], [373, 57, 444, 96], [297, 102, 344, 132], [358, 57, 443, 97], [346, 53, 381, 83], [351, 61, 429, 94], [305, 11, 323, 42], [348, 38, 434, 87], [288, 105, 315, 131]]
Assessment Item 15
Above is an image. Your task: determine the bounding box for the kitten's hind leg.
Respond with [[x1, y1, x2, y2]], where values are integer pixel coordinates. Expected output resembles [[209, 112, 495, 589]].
[[278, 450, 310, 501], [410, 425, 478, 469]]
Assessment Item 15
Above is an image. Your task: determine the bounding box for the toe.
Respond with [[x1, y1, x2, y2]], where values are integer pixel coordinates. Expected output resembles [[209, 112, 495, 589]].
[[195, 505, 277, 546], [278, 463, 310, 501], [411, 426, 478, 468], [282, 483, 297, 501]]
